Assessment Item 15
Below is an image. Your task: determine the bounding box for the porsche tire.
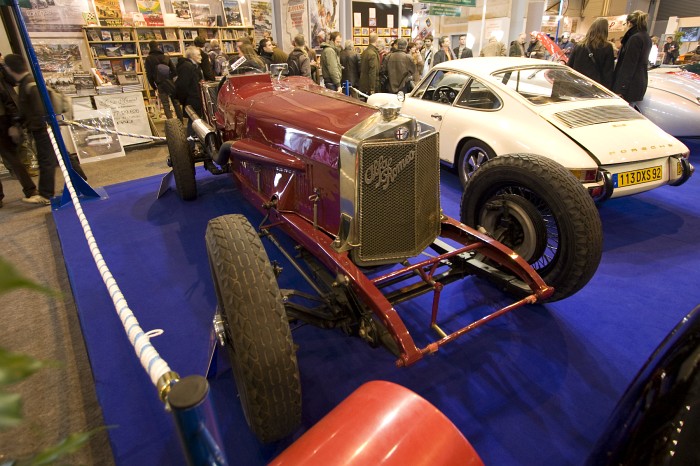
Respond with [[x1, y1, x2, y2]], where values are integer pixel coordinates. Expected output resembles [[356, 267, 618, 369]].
[[457, 139, 495, 188]]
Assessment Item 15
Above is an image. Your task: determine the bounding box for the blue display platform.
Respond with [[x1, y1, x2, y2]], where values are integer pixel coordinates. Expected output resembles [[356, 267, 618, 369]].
[[53, 141, 700, 465]]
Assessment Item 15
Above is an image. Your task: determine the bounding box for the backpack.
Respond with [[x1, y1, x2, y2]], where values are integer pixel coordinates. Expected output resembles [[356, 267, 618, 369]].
[[287, 50, 303, 76], [155, 63, 171, 84], [26, 82, 72, 120], [209, 50, 229, 76]]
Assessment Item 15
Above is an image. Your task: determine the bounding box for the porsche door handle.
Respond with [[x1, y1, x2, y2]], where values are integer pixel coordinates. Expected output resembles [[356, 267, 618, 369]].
[[431, 113, 443, 121]]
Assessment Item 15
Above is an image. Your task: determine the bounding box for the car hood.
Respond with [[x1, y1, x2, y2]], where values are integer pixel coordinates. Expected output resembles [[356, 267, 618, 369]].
[[537, 102, 687, 165], [647, 70, 700, 104]]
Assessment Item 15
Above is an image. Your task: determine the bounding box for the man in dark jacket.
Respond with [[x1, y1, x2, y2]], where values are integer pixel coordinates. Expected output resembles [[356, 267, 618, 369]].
[[359, 33, 380, 96], [432, 36, 456, 67], [176, 46, 204, 143], [339, 40, 360, 89], [612, 10, 652, 103], [453, 35, 473, 58], [385, 39, 416, 93], [193, 36, 215, 81], [0, 62, 38, 207], [144, 41, 182, 120], [4, 54, 86, 205], [287, 34, 311, 77]]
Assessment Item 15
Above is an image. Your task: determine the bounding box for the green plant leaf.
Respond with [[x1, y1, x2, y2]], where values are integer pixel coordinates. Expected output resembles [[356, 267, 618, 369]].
[[0, 391, 23, 429], [28, 427, 108, 465], [0, 258, 56, 297], [0, 349, 46, 386]]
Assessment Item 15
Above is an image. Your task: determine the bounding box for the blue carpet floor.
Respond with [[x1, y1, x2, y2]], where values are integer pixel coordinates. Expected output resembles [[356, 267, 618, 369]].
[[54, 140, 700, 465]]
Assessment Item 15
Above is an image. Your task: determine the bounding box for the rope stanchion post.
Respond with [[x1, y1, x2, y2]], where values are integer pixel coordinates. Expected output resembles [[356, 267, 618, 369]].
[[9, 0, 100, 203], [166, 375, 228, 466]]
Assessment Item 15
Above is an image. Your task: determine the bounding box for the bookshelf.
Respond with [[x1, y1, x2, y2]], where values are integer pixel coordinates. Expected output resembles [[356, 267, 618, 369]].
[[81, 24, 253, 113]]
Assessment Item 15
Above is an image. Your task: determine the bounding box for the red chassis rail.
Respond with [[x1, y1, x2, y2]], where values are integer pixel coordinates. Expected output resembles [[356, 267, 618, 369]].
[[233, 172, 553, 368]]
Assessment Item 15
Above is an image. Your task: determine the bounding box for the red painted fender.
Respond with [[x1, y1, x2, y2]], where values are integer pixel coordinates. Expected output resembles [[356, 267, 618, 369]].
[[269, 381, 483, 466]]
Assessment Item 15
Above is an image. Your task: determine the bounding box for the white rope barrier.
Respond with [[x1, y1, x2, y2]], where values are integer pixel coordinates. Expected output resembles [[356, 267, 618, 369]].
[[350, 86, 370, 100], [63, 119, 166, 141], [47, 125, 173, 388]]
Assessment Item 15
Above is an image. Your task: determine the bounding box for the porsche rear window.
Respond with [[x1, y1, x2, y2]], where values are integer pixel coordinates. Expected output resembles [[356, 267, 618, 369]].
[[492, 67, 615, 105]]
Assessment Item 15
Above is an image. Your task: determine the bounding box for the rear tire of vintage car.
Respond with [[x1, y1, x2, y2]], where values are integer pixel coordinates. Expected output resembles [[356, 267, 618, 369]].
[[165, 118, 197, 201], [205, 214, 302, 442], [460, 153, 602, 302], [457, 139, 495, 188]]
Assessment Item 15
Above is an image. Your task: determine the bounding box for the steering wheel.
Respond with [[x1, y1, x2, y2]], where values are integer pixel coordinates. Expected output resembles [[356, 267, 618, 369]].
[[434, 85, 457, 104]]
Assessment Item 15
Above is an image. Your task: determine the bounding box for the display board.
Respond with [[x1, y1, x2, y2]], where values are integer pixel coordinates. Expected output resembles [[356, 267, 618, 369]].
[[94, 91, 151, 146], [69, 108, 125, 163]]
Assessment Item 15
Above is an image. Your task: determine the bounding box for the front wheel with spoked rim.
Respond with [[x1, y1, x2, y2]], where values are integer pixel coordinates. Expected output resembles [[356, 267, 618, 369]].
[[460, 153, 602, 302]]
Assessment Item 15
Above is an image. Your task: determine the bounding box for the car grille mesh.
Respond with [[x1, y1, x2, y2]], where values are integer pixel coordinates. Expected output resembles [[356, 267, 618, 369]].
[[554, 105, 645, 128], [354, 133, 440, 265]]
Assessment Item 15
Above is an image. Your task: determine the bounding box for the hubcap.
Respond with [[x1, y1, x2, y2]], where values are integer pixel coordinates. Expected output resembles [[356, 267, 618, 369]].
[[463, 147, 489, 180]]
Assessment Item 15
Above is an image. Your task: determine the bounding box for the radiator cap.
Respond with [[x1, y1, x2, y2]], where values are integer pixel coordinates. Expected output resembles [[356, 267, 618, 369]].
[[380, 103, 402, 121]]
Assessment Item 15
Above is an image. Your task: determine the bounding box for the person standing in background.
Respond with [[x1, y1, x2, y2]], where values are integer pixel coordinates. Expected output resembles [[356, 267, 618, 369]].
[[453, 35, 473, 59], [509, 33, 526, 57], [432, 36, 456, 67], [479, 36, 506, 56], [612, 10, 652, 104], [193, 36, 215, 81], [144, 41, 182, 120], [526, 32, 546, 59], [359, 33, 380, 96], [662, 35, 679, 64], [339, 40, 360, 90], [320, 31, 342, 91], [648, 36, 659, 65], [567, 17, 614, 89]]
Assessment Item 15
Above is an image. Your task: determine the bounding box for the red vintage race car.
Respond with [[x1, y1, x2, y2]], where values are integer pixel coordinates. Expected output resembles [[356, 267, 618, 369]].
[[163, 70, 603, 442]]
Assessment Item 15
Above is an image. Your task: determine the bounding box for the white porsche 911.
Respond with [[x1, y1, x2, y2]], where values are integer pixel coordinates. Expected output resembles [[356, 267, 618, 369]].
[[367, 57, 694, 200]]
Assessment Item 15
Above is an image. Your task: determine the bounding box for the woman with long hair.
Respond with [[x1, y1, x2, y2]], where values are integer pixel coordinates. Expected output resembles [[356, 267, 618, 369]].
[[612, 10, 652, 104], [236, 43, 266, 73], [568, 17, 614, 89]]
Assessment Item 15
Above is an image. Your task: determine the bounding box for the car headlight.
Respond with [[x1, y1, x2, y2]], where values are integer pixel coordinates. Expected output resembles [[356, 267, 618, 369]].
[[569, 168, 599, 183]]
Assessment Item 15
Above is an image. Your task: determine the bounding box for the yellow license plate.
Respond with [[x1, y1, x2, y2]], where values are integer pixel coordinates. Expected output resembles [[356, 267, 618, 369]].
[[614, 166, 663, 188]]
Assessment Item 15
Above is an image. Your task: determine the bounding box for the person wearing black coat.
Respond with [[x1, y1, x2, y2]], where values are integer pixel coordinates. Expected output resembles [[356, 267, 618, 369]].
[[193, 36, 215, 81], [144, 41, 182, 120], [568, 17, 615, 89], [175, 47, 204, 144], [612, 10, 652, 104], [339, 40, 360, 88]]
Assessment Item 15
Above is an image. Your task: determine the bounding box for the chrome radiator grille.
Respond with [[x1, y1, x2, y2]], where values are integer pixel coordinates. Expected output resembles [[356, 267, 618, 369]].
[[554, 105, 645, 128], [353, 132, 440, 266]]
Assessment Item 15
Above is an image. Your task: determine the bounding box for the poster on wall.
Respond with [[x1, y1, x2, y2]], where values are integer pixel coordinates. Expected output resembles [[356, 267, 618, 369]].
[[280, 0, 307, 52], [20, 0, 90, 33], [190, 3, 216, 27], [136, 0, 164, 26], [251, 0, 272, 42], [309, 0, 338, 49], [69, 109, 125, 163], [93, 92, 152, 146], [172, 0, 193, 26], [223, 0, 243, 27], [94, 0, 124, 26]]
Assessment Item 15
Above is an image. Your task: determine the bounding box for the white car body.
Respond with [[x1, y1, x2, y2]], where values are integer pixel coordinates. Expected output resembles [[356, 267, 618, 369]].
[[367, 57, 693, 200], [639, 68, 700, 138]]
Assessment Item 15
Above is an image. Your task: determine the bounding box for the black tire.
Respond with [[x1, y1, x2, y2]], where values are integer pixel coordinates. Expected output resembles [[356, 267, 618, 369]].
[[457, 139, 496, 188], [205, 214, 301, 442], [460, 153, 602, 302], [165, 118, 197, 200]]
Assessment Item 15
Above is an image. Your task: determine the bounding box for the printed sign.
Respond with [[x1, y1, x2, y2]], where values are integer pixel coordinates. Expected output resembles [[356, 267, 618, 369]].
[[93, 92, 152, 146]]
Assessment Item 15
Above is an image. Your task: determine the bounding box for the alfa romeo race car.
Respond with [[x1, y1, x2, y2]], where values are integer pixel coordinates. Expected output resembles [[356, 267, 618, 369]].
[[163, 70, 603, 442]]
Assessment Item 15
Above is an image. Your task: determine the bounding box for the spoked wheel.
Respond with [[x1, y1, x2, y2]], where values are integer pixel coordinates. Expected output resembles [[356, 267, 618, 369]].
[[205, 214, 301, 442], [460, 153, 602, 302], [165, 118, 197, 200], [457, 139, 495, 188]]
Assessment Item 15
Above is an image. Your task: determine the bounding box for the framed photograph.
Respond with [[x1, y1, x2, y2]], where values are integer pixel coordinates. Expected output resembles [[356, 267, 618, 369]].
[[122, 30, 132, 40], [369, 17, 376, 27], [165, 29, 178, 40], [353, 27, 361, 36], [361, 27, 369, 36], [183, 29, 192, 39], [362, 37, 369, 45], [354, 37, 361, 45], [402, 28, 411, 37], [69, 109, 125, 163], [369, 28, 376, 34], [391, 28, 398, 36]]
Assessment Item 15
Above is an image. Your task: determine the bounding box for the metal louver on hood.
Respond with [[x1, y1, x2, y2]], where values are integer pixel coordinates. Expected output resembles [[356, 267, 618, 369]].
[[554, 105, 645, 128]]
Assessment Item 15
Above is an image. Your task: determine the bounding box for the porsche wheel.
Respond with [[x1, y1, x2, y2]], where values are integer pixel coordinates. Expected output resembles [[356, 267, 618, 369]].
[[457, 139, 495, 188], [460, 153, 602, 302], [165, 118, 196, 200], [205, 214, 301, 442]]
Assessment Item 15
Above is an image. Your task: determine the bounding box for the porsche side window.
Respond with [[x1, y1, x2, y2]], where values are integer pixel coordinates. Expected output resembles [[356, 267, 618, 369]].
[[418, 71, 469, 105], [456, 78, 502, 110]]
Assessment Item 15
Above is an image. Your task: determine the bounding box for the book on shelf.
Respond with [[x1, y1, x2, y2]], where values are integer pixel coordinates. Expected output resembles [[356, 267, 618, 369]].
[[123, 58, 136, 72], [121, 43, 136, 54], [112, 31, 122, 41], [97, 85, 123, 94], [87, 29, 101, 41], [182, 29, 192, 39], [101, 30, 112, 41], [104, 46, 122, 57], [158, 30, 166, 40], [165, 30, 177, 40], [144, 31, 156, 40], [162, 43, 177, 53], [47, 76, 77, 96], [111, 60, 125, 73], [73, 72, 96, 90], [122, 30, 132, 40], [116, 72, 141, 86], [91, 45, 105, 57]]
